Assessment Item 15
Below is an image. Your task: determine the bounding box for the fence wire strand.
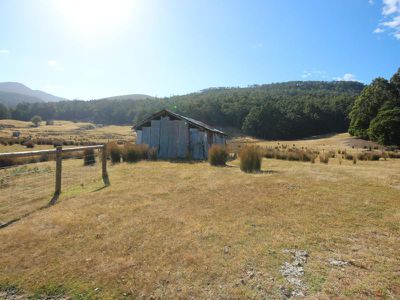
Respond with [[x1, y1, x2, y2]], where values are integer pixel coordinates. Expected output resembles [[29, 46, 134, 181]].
[[0, 148, 104, 225]]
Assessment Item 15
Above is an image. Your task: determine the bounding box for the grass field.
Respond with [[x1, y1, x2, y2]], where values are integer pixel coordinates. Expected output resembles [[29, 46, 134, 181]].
[[0, 124, 399, 299], [0, 119, 134, 147]]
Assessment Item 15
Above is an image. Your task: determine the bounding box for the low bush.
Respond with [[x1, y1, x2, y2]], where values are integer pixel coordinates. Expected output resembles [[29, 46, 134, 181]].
[[123, 144, 148, 163], [388, 151, 400, 159], [239, 146, 262, 173], [319, 153, 329, 164], [208, 145, 228, 166], [24, 140, 35, 148], [148, 147, 158, 161], [263, 147, 315, 163], [83, 148, 96, 166], [357, 151, 383, 161], [107, 142, 122, 163]]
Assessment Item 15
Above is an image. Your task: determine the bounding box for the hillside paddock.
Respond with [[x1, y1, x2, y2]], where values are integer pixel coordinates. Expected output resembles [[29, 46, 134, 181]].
[[0, 133, 399, 299], [0, 120, 134, 153]]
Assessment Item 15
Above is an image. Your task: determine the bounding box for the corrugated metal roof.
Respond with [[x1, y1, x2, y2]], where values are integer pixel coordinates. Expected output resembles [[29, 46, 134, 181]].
[[133, 109, 227, 136]]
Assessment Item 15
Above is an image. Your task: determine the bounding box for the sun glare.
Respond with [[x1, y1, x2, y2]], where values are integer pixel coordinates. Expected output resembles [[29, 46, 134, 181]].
[[54, 0, 135, 38]]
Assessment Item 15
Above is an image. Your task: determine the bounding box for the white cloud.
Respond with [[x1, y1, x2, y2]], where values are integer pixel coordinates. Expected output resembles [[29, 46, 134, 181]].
[[334, 73, 359, 82], [382, 15, 400, 27], [369, 0, 374, 5], [373, 27, 384, 33], [47, 60, 64, 70], [376, 0, 400, 40], [0, 49, 10, 55], [382, 0, 400, 16]]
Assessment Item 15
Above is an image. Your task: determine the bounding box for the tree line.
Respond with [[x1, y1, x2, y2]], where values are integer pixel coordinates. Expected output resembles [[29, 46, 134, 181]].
[[1, 81, 365, 140], [349, 68, 400, 146]]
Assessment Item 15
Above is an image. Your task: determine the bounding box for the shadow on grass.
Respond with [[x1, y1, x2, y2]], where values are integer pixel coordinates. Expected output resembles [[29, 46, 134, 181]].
[[0, 182, 109, 230]]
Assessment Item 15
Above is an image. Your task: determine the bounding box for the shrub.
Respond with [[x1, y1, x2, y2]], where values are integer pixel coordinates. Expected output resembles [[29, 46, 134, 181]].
[[108, 142, 122, 163], [46, 120, 54, 125], [123, 144, 148, 163], [239, 146, 262, 173], [344, 152, 354, 160], [31, 115, 42, 127], [263, 147, 315, 163], [370, 153, 381, 161], [357, 152, 367, 161], [319, 153, 329, 164], [388, 151, 400, 159], [208, 145, 228, 166], [148, 147, 158, 161], [83, 148, 96, 166], [24, 140, 35, 148]]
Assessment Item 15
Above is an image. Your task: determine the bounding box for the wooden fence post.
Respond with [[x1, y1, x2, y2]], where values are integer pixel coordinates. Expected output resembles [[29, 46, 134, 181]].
[[102, 144, 110, 186], [54, 146, 62, 196]]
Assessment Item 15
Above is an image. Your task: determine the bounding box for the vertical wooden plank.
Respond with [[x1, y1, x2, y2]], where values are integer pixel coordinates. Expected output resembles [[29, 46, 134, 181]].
[[159, 116, 169, 158], [150, 120, 160, 150], [136, 130, 142, 144], [202, 131, 209, 159], [54, 146, 62, 195], [177, 121, 188, 158], [190, 128, 203, 160], [102, 144, 110, 186], [167, 120, 177, 158], [142, 127, 151, 146]]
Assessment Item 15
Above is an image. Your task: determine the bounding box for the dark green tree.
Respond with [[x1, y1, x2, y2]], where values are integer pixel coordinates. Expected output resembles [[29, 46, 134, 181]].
[[368, 108, 400, 145], [390, 67, 400, 95], [31, 115, 42, 127], [349, 78, 395, 138], [0, 103, 10, 119]]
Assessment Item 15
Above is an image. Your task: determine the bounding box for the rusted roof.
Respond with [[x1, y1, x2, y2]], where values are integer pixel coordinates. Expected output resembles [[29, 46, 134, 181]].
[[132, 109, 227, 136]]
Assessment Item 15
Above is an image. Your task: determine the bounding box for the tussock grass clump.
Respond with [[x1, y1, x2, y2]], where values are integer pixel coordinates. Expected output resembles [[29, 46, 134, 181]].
[[387, 151, 400, 159], [107, 142, 122, 163], [319, 153, 329, 164], [123, 144, 148, 163], [208, 145, 228, 166], [263, 147, 315, 163], [239, 146, 262, 173], [24, 140, 35, 148], [343, 151, 354, 160], [148, 147, 158, 161], [357, 151, 383, 161], [83, 148, 96, 166]]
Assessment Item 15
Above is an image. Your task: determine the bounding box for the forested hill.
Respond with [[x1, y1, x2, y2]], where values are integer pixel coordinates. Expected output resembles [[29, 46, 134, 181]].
[[2, 81, 365, 139]]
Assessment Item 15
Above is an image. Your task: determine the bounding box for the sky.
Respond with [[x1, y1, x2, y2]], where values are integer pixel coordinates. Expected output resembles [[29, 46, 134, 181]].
[[0, 0, 399, 100]]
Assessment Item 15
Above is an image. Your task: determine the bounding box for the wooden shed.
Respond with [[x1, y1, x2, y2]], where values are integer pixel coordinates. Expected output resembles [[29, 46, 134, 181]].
[[133, 109, 227, 160]]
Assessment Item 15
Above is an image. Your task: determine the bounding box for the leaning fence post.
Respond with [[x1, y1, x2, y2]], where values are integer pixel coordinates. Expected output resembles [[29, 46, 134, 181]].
[[102, 144, 110, 186], [55, 146, 62, 195]]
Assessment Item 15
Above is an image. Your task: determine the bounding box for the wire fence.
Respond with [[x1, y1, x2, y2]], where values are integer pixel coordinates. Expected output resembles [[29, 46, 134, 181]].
[[0, 145, 109, 227]]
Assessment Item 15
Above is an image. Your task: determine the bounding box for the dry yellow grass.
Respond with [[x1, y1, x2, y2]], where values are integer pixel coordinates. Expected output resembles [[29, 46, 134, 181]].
[[0, 159, 104, 225], [0, 119, 135, 144], [229, 133, 383, 153], [0, 154, 399, 299]]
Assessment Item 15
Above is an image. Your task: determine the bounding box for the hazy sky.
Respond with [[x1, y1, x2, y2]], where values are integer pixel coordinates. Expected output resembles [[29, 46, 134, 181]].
[[0, 0, 399, 99]]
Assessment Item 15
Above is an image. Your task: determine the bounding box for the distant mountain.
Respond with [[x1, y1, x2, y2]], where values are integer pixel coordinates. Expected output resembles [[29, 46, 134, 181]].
[[98, 94, 154, 101], [0, 82, 68, 104], [0, 90, 44, 106]]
